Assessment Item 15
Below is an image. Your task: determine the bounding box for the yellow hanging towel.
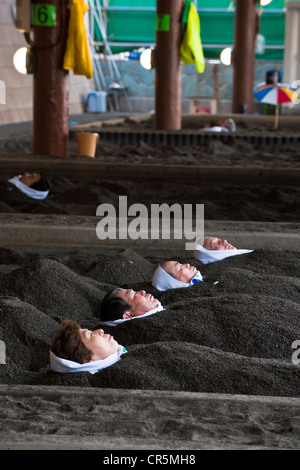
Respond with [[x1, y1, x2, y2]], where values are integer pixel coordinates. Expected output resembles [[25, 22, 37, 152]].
[[63, 0, 93, 79], [180, 1, 205, 73]]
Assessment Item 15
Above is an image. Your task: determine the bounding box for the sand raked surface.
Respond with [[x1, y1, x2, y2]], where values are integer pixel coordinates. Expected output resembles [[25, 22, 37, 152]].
[[0, 114, 300, 450], [0, 245, 299, 395], [0, 245, 300, 449], [1, 114, 300, 222]]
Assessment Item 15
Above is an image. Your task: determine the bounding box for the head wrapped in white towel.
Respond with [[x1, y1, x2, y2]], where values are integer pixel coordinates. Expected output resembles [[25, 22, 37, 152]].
[[203, 119, 236, 133], [194, 238, 253, 264], [152, 265, 203, 291], [50, 345, 127, 374], [8, 175, 49, 200], [100, 301, 165, 327]]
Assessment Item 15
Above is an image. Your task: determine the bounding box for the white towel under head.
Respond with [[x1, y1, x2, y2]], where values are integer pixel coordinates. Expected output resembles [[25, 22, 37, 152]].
[[194, 242, 253, 265], [152, 265, 203, 291], [50, 345, 127, 374], [100, 301, 165, 327], [8, 176, 49, 200]]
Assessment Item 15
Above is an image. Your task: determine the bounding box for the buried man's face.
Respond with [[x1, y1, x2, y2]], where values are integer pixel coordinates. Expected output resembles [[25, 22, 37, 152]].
[[117, 289, 159, 319], [80, 328, 119, 361], [162, 261, 197, 283], [19, 172, 41, 187], [203, 237, 236, 251]]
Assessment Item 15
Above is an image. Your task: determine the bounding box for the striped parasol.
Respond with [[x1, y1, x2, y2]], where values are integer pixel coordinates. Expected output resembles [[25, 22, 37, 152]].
[[254, 82, 298, 128]]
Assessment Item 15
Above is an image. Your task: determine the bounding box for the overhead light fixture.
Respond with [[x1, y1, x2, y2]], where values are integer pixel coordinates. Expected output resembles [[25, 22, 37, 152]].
[[260, 0, 272, 6], [220, 47, 232, 66], [140, 47, 156, 70], [13, 47, 34, 74]]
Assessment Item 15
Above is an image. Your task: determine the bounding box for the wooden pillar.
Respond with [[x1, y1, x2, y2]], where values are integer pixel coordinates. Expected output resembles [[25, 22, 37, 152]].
[[154, 0, 183, 130], [232, 0, 257, 114], [32, 0, 69, 157]]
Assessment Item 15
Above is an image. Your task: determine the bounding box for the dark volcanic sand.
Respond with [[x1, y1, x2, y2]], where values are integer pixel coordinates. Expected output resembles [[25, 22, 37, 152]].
[[0, 118, 299, 395], [1, 117, 300, 222], [0, 117, 300, 449], [0, 246, 299, 398], [0, 171, 299, 223]]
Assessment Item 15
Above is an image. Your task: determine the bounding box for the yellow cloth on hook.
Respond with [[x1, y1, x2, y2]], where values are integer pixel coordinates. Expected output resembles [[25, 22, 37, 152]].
[[180, 2, 205, 73], [63, 0, 93, 79]]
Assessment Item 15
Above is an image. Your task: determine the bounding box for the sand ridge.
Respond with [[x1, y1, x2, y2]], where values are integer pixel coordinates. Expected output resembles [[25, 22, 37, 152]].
[[0, 246, 299, 399]]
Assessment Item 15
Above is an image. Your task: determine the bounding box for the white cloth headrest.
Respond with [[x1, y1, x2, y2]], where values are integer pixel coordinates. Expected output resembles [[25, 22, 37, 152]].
[[50, 345, 127, 374], [100, 301, 165, 327], [194, 243, 253, 264], [151, 265, 203, 291], [8, 176, 49, 200]]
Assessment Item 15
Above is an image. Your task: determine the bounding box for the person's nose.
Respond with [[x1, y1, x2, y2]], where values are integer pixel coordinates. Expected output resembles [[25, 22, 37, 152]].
[[137, 290, 146, 296], [94, 329, 104, 335]]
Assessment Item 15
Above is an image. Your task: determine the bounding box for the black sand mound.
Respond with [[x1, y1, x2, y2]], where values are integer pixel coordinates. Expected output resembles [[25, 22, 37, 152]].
[[0, 246, 299, 397], [1, 172, 300, 222], [39, 342, 300, 397]]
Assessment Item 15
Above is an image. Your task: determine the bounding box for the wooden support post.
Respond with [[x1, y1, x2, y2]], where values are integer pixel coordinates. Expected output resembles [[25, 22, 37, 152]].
[[154, 0, 183, 130], [32, 0, 69, 157], [232, 0, 257, 114]]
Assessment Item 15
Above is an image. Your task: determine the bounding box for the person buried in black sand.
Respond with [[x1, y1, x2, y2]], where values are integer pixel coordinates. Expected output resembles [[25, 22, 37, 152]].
[[152, 237, 253, 291], [6, 172, 50, 200], [100, 288, 165, 326], [100, 236, 253, 325], [50, 320, 127, 374]]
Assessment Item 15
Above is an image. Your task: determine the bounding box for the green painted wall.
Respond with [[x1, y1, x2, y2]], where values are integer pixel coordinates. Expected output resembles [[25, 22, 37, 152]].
[[93, 0, 288, 60]]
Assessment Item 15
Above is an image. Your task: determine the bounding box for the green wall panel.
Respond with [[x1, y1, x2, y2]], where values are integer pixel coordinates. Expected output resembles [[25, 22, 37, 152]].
[[92, 0, 289, 60]]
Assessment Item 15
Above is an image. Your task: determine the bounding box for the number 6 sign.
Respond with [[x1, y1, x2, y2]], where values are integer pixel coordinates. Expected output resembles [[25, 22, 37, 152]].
[[33, 4, 56, 26]]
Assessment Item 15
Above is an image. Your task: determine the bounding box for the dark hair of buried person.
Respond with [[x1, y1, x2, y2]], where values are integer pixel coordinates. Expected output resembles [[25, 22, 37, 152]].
[[100, 288, 131, 321], [50, 320, 92, 364], [30, 173, 50, 191]]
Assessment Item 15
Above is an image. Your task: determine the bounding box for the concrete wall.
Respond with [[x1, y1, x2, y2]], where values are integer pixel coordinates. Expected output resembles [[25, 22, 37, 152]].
[[0, 0, 94, 125], [107, 59, 284, 114]]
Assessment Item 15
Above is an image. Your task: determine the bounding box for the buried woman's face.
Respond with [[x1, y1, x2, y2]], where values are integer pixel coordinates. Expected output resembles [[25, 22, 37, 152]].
[[162, 261, 197, 283], [19, 172, 41, 187], [203, 237, 236, 251], [80, 328, 119, 361], [117, 289, 159, 318]]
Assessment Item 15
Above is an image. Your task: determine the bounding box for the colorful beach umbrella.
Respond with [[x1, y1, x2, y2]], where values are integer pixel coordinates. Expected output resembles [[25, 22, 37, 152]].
[[254, 82, 297, 128]]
